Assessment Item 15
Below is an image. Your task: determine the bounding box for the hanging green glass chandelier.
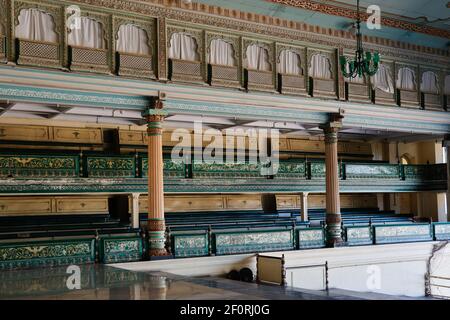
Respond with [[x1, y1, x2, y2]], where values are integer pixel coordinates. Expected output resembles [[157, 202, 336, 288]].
[[339, 0, 380, 78]]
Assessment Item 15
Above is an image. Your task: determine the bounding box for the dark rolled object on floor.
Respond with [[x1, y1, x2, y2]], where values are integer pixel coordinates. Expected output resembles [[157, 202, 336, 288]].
[[239, 267, 254, 283]]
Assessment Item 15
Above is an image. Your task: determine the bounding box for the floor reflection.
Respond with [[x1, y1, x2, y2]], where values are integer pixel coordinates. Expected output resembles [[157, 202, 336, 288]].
[[0, 264, 431, 300]]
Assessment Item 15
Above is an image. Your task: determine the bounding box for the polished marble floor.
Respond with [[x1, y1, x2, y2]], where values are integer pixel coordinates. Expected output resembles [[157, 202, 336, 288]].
[[0, 264, 431, 300]]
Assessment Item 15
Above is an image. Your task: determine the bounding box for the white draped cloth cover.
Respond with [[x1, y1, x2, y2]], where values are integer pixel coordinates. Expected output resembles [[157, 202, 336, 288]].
[[68, 17, 104, 49], [246, 44, 271, 71], [169, 32, 199, 61], [344, 61, 364, 84], [445, 75, 450, 95], [278, 50, 302, 75], [209, 39, 235, 67], [371, 64, 394, 94], [15, 8, 58, 42], [396, 67, 416, 91], [116, 24, 150, 55], [309, 54, 331, 79], [420, 71, 439, 94]]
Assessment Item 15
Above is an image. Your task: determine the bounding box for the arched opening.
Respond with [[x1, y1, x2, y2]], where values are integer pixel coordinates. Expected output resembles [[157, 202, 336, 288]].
[[246, 44, 271, 72], [308, 54, 331, 79], [396, 67, 416, 91], [169, 32, 200, 62], [209, 38, 235, 67], [68, 16, 105, 49], [278, 49, 302, 76], [116, 24, 150, 56], [421, 71, 439, 94], [15, 8, 58, 42], [371, 64, 394, 93]]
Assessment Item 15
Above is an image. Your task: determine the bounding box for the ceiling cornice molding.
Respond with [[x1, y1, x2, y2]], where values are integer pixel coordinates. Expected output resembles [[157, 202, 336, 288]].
[[267, 0, 450, 40], [64, 0, 449, 58]]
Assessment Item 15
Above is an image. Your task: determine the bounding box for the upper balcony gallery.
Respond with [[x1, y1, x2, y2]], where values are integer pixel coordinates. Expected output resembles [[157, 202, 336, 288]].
[[0, 0, 449, 110]]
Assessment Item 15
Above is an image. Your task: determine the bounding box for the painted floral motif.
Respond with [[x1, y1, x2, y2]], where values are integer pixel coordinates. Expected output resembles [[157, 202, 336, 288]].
[[0, 243, 92, 261]]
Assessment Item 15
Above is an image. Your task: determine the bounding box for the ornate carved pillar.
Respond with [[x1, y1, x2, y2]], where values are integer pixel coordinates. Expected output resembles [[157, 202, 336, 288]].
[[320, 113, 344, 247], [300, 192, 309, 221], [143, 97, 169, 257]]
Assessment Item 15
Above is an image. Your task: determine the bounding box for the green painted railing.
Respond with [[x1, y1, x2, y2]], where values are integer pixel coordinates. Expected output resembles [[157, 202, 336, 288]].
[[0, 154, 446, 183]]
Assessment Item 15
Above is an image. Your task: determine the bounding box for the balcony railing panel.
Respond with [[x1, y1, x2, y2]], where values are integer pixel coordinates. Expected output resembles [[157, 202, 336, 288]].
[[278, 73, 307, 96], [70, 46, 110, 74], [209, 64, 240, 88], [117, 52, 154, 79], [169, 59, 204, 83], [16, 39, 61, 68]]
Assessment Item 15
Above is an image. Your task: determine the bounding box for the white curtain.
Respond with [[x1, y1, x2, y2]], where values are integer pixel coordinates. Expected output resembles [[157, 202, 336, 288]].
[[15, 8, 58, 42], [169, 32, 199, 61], [209, 39, 235, 66], [309, 54, 331, 79], [445, 75, 450, 95], [68, 17, 104, 49], [371, 64, 394, 93], [116, 24, 150, 55], [420, 71, 439, 94], [396, 67, 416, 91], [246, 44, 271, 71], [344, 61, 364, 84], [278, 50, 302, 75]]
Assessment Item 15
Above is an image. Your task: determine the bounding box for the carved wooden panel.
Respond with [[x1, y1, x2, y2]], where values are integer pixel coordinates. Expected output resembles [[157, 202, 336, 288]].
[[347, 82, 371, 103], [276, 195, 299, 209], [374, 88, 397, 106], [0, 36, 6, 62], [165, 195, 225, 212], [13, 0, 63, 68], [70, 46, 110, 74], [399, 89, 420, 108], [246, 69, 275, 92], [0, 197, 52, 216], [210, 64, 240, 88], [0, 124, 51, 141], [311, 78, 337, 99], [279, 74, 307, 96], [119, 130, 146, 145], [117, 52, 154, 78], [170, 59, 204, 83], [52, 127, 103, 144], [16, 39, 61, 68], [113, 15, 156, 77], [423, 93, 443, 111], [55, 197, 109, 213], [225, 195, 262, 210]]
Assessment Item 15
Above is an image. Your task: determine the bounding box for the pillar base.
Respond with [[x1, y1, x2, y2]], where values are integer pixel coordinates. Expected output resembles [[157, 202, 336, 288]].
[[326, 238, 346, 248], [148, 251, 172, 260]]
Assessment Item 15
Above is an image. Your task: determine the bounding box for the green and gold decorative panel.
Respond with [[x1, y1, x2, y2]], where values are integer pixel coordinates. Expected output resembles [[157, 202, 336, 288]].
[[192, 161, 262, 179], [213, 228, 294, 255], [98, 235, 143, 264], [309, 162, 326, 179], [296, 227, 326, 249], [344, 163, 400, 180], [142, 157, 185, 178], [86, 156, 135, 178], [0, 154, 79, 178], [0, 238, 96, 270], [345, 226, 373, 246], [433, 222, 450, 241], [374, 223, 433, 244], [404, 164, 447, 181], [274, 161, 306, 179], [171, 231, 209, 258]]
